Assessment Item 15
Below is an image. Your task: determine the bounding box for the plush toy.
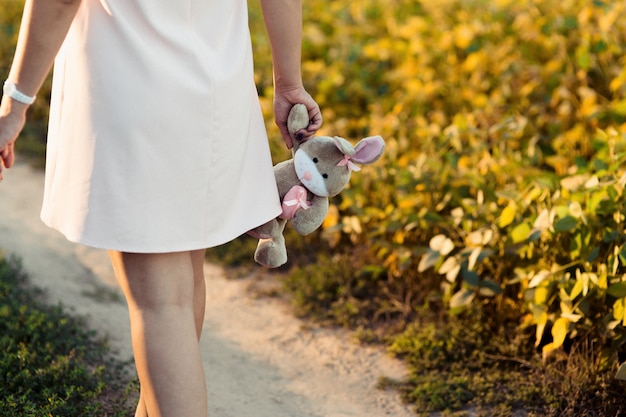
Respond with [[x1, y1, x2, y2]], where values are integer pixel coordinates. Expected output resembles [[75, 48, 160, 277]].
[[250, 103, 385, 268]]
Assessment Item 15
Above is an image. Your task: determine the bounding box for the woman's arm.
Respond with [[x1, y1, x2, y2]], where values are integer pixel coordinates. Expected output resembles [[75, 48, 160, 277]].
[[260, 0, 302, 92], [260, 0, 322, 148], [9, 0, 82, 97], [0, 0, 82, 178]]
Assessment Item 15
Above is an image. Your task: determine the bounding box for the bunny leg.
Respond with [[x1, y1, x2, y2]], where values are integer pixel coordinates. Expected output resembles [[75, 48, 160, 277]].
[[247, 220, 275, 239], [254, 218, 288, 268]]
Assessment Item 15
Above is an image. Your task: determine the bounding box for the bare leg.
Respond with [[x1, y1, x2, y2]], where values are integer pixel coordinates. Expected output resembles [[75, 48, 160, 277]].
[[129, 249, 207, 417], [191, 249, 207, 338], [134, 391, 149, 417], [109, 251, 208, 417]]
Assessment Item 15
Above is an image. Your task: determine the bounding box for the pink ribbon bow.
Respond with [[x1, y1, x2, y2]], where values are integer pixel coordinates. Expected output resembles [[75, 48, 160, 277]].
[[280, 185, 312, 219], [337, 154, 361, 172]]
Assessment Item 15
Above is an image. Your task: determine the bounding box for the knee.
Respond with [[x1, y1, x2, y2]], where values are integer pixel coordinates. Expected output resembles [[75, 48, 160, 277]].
[[111, 251, 197, 311]]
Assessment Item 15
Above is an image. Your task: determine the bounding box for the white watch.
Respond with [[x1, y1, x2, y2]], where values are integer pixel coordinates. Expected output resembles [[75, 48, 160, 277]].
[[3, 80, 36, 105]]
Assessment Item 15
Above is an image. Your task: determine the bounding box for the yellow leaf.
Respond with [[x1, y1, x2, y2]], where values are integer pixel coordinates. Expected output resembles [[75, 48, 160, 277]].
[[457, 155, 472, 170], [511, 222, 531, 243], [613, 298, 626, 326], [612, 100, 626, 116], [551, 317, 570, 349], [610, 73, 626, 92], [534, 286, 550, 305], [499, 203, 517, 228], [472, 93, 488, 108], [393, 230, 405, 245], [322, 204, 339, 229], [462, 51, 486, 72], [535, 320, 547, 347], [542, 342, 558, 361], [397, 197, 418, 210], [454, 24, 475, 49], [531, 307, 548, 347], [570, 278, 584, 300], [397, 155, 410, 168], [397, 16, 428, 40]]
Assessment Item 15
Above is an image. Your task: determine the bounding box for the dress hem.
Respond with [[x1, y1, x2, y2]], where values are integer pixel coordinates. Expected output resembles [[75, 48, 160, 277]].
[[40, 207, 282, 254]]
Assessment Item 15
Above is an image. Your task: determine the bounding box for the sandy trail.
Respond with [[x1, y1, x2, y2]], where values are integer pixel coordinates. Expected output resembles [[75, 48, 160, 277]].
[[0, 162, 414, 417]]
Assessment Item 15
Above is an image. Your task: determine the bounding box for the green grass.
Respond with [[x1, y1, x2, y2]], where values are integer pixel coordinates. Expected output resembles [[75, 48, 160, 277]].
[[0, 253, 136, 417]]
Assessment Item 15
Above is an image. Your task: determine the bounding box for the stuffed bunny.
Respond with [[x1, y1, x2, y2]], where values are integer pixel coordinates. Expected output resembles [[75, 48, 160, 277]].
[[250, 104, 385, 268]]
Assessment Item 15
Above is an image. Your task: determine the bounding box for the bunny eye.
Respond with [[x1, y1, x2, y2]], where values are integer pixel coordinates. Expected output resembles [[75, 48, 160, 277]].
[[322, 173, 329, 179], [313, 157, 319, 163]]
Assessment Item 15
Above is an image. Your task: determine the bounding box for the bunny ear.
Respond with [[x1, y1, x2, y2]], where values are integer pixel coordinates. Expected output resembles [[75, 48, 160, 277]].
[[332, 136, 356, 156], [351, 136, 385, 164]]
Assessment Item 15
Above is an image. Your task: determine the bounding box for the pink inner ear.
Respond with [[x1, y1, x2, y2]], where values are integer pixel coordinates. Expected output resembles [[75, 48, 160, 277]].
[[351, 136, 385, 164]]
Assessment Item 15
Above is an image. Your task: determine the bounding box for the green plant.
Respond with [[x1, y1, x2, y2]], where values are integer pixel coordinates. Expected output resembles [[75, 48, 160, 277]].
[[418, 127, 626, 363], [386, 306, 626, 416], [253, 0, 626, 414], [0, 253, 135, 416], [282, 252, 390, 327]]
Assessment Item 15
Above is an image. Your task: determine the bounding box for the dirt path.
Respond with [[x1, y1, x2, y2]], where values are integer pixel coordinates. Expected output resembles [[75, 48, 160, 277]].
[[0, 162, 414, 417]]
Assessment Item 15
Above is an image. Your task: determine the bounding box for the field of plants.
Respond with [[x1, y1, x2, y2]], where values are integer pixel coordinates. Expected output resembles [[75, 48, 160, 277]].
[[252, 0, 626, 415], [3, 0, 626, 415]]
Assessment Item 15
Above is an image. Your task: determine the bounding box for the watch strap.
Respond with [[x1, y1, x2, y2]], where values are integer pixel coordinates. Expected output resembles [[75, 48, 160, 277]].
[[3, 80, 36, 105]]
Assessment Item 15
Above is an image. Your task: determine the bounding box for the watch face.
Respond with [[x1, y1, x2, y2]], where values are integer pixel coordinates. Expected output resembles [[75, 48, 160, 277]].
[[3, 80, 17, 97]]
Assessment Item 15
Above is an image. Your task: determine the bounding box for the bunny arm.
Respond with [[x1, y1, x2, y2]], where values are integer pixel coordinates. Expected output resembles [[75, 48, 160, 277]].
[[247, 161, 297, 239], [290, 194, 329, 236], [273, 159, 300, 197]]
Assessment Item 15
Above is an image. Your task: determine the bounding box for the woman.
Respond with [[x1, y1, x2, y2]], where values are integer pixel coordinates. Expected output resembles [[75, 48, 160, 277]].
[[0, 0, 322, 416]]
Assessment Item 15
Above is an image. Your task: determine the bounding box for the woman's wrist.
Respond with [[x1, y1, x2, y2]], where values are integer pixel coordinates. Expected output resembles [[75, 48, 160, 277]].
[[0, 94, 30, 118], [3, 80, 36, 106], [273, 75, 304, 92]]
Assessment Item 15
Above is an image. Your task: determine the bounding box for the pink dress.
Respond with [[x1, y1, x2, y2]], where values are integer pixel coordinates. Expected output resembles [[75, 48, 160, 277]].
[[41, 0, 281, 252]]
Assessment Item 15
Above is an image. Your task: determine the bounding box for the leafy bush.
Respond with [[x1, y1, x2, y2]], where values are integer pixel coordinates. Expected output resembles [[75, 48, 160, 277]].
[[0, 254, 134, 416], [251, 0, 626, 414], [385, 306, 626, 417]]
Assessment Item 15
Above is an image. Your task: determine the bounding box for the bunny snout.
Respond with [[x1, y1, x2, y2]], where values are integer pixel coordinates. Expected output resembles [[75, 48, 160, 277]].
[[294, 149, 330, 197]]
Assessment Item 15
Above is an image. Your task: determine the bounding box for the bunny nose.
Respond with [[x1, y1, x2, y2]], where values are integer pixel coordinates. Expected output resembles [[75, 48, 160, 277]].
[[303, 171, 312, 181]]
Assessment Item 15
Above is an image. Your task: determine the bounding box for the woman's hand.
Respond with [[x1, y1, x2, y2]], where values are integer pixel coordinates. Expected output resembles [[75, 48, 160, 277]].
[[260, 0, 321, 148], [0, 99, 28, 181], [273, 85, 322, 149]]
